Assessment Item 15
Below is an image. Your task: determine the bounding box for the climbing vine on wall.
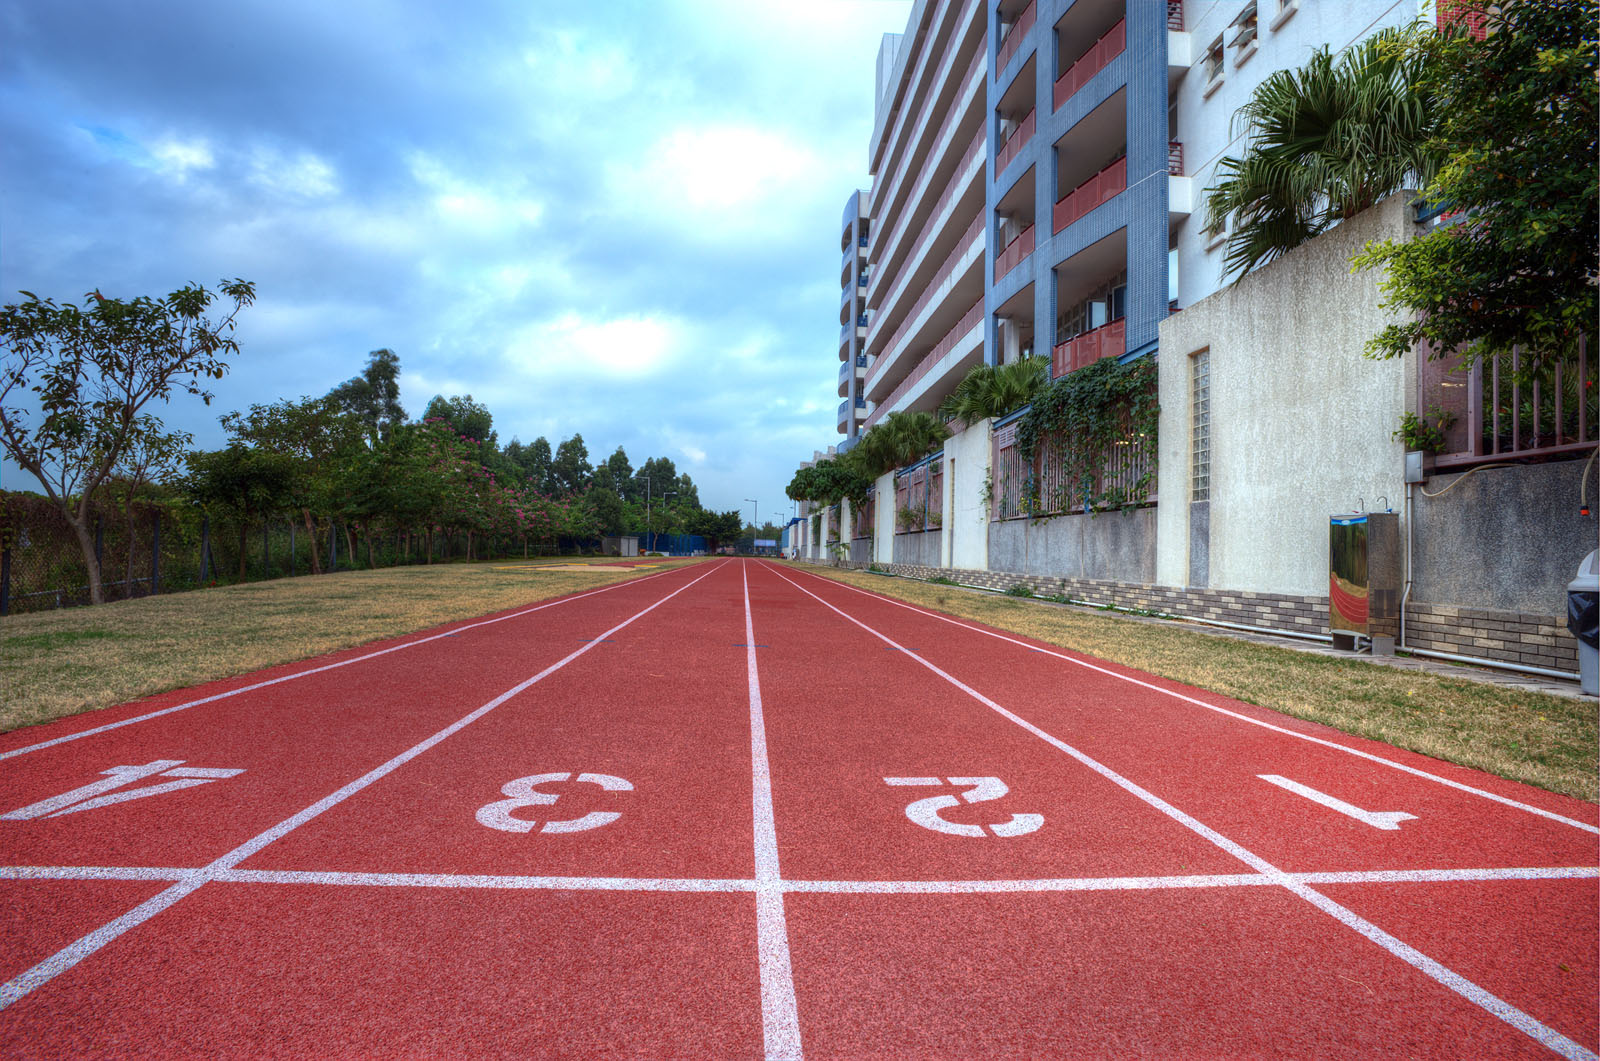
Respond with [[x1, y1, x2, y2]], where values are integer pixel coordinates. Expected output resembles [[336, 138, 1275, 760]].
[[1014, 356, 1159, 515]]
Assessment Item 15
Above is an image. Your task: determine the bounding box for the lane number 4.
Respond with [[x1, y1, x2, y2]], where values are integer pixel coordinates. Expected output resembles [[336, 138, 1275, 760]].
[[476, 772, 633, 835], [2, 759, 245, 821], [884, 776, 1043, 838]]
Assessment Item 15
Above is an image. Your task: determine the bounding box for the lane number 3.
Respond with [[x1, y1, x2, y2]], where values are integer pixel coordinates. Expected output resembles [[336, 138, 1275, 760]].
[[884, 776, 1043, 838], [476, 772, 632, 834]]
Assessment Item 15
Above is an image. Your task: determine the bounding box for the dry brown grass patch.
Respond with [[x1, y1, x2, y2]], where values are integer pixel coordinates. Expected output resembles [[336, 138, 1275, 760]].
[[1, 559, 702, 734]]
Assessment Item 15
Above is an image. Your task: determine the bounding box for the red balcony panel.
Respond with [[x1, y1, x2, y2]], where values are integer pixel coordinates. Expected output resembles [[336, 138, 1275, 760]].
[[997, 0, 1037, 72], [1052, 156, 1127, 233], [1053, 18, 1126, 111], [995, 109, 1036, 175], [993, 224, 1036, 284], [1050, 318, 1127, 378], [865, 300, 985, 429], [1168, 140, 1184, 176]]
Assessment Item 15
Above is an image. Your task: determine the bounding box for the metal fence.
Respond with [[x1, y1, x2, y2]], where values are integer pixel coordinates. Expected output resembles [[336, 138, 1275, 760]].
[[0, 492, 589, 616], [990, 419, 1155, 520]]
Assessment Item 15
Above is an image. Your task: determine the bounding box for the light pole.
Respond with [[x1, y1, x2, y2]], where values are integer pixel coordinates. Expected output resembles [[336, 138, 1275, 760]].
[[744, 498, 758, 554]]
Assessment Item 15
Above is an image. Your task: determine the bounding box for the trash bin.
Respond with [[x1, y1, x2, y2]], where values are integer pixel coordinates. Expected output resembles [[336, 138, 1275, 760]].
[[1567, 549, 1599, 696]]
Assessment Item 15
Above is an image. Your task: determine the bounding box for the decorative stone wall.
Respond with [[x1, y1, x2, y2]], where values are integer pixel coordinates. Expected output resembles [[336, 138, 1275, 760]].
[[817, 560, 1578, 675]]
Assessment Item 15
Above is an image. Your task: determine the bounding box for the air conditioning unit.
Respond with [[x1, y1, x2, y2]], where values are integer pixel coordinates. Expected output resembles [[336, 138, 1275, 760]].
[[1329, 511, 1400, 654]]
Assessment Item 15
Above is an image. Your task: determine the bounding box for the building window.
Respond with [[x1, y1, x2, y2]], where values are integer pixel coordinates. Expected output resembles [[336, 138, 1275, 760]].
[[1191, 349, 1211, 502], [1269, 0, 1298, 31], [1230, 3, 1259, 64], [1202, 35, 1225, 93]]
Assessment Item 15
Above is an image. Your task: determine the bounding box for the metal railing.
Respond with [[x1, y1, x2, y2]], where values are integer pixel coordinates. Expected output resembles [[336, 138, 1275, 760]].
[[1054, 18, 1125, 110], [1424, 337, 1597, 469]]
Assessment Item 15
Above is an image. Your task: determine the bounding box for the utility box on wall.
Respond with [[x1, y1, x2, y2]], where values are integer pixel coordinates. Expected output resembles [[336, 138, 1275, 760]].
[[1330, 512, 1401, 654]]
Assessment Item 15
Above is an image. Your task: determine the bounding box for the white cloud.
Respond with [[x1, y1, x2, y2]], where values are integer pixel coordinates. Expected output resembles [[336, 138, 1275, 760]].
[[148, 134, 214, 178], [407, 151, 544, 232], [503, 312, 685, 380], [248, 146, 338, 198]]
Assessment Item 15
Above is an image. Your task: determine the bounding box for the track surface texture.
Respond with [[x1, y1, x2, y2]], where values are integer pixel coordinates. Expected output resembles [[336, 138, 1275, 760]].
[[1, 559, 1595, 1059]]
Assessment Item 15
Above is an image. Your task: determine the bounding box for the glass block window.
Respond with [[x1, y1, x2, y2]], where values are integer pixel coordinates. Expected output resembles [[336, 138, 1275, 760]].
[[1191, 349, 1211, 501]]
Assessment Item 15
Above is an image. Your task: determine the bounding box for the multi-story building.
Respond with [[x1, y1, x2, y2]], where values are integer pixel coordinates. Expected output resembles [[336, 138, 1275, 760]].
[[837, 0, 1420, 445]]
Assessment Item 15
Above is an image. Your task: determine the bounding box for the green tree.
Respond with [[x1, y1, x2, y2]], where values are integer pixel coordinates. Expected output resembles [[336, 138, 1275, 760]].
[[327, 348, 406, 443], [1353, 0, 1598, 376], [525, 436, 554, 493], [220, 396, 367, 575], [184, 443, 298, 579], [551, 433, 592, 495], [937, 357, 1048, 426], [0, 278, 255, 603], [603, 446, 633, 496], [1204, 28, 1438, 281], [854, 411, 949, 479], [422, 393, 495, 447]]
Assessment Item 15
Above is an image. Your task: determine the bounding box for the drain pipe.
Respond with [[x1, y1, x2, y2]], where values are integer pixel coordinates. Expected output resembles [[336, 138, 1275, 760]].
[[1399, 480, 1414, 650]]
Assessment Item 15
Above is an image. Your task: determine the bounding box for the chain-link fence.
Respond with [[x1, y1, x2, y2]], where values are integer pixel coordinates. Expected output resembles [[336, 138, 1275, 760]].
[[0, 491, 593, 616]]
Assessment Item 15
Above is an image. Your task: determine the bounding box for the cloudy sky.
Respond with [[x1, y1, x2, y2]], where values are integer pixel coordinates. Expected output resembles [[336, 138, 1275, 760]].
[[0, 0, 911, 523]]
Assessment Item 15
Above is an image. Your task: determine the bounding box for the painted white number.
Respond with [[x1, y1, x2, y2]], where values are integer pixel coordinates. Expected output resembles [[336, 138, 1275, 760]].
[[2, 759, 245, 821], [476, 772, 633, 835], [883, 776, 1043, 838]]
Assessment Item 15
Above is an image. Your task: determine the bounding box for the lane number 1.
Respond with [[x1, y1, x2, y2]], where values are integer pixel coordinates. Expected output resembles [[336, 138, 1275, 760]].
[[884, 776, 1043, 838]]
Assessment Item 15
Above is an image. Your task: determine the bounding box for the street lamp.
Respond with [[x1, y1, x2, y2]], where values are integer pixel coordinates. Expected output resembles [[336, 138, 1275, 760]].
[[744, 498, 758, 554]]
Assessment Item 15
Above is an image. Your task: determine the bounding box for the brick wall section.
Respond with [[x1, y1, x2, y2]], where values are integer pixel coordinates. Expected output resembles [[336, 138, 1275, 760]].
[[816, 560, 1578, 674]]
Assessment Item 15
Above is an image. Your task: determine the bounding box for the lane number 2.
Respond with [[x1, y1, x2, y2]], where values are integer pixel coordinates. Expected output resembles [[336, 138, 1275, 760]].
[[476, 772, 633, 835], [884, 776, 1043, 838]]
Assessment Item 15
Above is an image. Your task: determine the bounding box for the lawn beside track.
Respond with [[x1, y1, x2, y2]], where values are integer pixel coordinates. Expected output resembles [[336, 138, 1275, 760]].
[[0, 557, 702, 733], [780, 562, 1597, 804]]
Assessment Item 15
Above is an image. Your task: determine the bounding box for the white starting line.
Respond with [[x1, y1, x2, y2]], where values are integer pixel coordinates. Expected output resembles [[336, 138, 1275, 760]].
[[4, 863, 1595, 892]]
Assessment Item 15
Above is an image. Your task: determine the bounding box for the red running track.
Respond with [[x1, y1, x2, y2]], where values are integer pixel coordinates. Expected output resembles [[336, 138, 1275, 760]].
[[0, 558, 1594, 1059]]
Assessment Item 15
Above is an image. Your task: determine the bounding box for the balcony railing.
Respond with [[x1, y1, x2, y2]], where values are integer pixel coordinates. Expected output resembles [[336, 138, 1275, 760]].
[[865, 300, 985, 428], [997, 0, 1037, 73], [874, 14, 985, 263], [994, 224, 1036, 284], [894, 458, 945, 533], [868, 213, 985, 390], [870, 129, 984, 318], [995, 108, 1036, 176], [1051, 318, 1126, 378], [1169, 140, 1185, 176], [1053, 155, 1127, 233], [1423, 338, 1597, 468], [1054, 18, 1125, 111], [1168, 0, 1184, 31]]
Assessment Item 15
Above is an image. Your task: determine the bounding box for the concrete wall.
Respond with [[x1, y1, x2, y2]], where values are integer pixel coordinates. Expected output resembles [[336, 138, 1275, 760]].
[[943, 419, 992, 571], [893, 529, 941, 567], [1413, 460, 1599, 616], [1157, 193, 1417, 597], [988, 508, 1158, 580], [874, 471, 895, 562]]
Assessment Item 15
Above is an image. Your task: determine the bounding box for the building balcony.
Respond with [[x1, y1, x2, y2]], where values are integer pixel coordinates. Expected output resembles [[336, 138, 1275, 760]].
[[837, 354, 869, 396], [1054, 17, 1124, 111], [836, 395, 868, 435], [864, 299, 985, 429], [1051, 318, 1126, 378], [996, 0, 1036, 74], [840, 321, 867, 359], [995, 107, 1035, 176], [994, 224, 1035, 284], [1053, 156, 1126, 234]]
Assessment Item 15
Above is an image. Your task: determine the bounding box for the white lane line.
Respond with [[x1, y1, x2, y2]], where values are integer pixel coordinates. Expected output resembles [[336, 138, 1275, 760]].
[[0, 563, 691, 764], [767, 567, 1597, 1061], [1258, 774, 1419, 831], [217, 869, 757, 892], [767, 563, 1600, 836], [4, 863, 1593, 890], [0, 561, 727, 1013], [743, 561, 804, 1061], [0, 865, 196, 882]]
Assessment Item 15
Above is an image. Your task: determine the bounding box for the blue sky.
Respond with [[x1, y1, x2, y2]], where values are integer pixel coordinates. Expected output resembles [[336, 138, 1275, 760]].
[[0, 0, 912, 522]]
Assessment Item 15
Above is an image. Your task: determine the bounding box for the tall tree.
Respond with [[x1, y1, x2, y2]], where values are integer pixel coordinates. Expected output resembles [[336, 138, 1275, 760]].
[[1204, 29, 1438, 281], [327, 348, 406, 443], [604, 446, 633, 495], [0, 278, 255, 603], [1353, 0, 1598, 376], [184, 443, 298, 580], [422, 393, 496, 447], [551, 433, 592, 495], [525, 436, 554, 494]]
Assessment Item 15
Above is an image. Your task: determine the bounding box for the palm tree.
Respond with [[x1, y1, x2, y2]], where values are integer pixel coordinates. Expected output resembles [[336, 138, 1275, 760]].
[[937, 357, 1049, 427], [855, 411, 950, 478], [1204, 28, 1439, 282]]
